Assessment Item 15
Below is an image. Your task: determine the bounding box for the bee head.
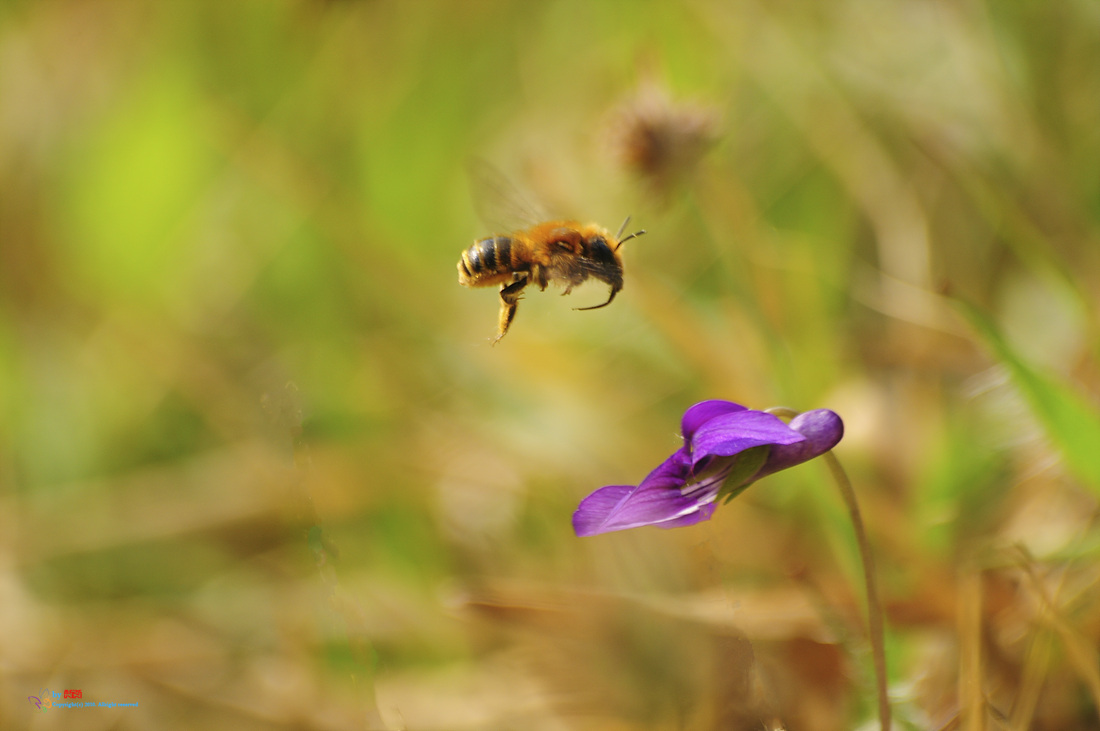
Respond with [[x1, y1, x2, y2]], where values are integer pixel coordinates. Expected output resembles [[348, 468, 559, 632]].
[[583, 234, 624, 286]]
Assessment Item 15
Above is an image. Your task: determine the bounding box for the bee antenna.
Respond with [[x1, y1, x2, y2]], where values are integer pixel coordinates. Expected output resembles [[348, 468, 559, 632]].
[[614, 216, 646, 251], [615, 216, 632, 240], [615, 228, 646, 252]]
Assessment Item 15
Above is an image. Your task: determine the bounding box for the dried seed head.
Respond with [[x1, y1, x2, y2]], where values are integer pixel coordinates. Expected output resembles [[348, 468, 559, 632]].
[[606, 83, 719, 199]]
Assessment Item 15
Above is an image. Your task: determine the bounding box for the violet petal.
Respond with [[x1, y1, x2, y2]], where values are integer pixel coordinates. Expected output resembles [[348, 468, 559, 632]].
[[650, 502, 719, 529], [572, 481, 719, 536], [637, 446, 692, 489], [680, 400, 746, 443], [572, 484, 636, 537], [690, 410, 805, 468], [572, 448, 714, 536], [753, 409, 844, 481]]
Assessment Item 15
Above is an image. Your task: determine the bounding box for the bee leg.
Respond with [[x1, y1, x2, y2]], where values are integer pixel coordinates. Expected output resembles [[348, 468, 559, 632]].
[[493, 276, 527, 344], [561, 284, 574, 296], [532, 265, 549, 291], [574, 284, 620, 311]]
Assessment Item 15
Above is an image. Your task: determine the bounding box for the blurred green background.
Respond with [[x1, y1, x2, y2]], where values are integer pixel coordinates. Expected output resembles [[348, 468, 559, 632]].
[[3, 1, 1100, 729]]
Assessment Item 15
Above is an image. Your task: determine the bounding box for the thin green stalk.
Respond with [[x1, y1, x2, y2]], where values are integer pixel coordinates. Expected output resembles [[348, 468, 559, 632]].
[[823, 450, 890, 731], [768, 407, 889, 730]]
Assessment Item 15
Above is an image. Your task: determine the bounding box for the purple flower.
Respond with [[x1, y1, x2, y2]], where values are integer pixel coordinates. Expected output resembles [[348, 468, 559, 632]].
[[573, 400, 843, 536]]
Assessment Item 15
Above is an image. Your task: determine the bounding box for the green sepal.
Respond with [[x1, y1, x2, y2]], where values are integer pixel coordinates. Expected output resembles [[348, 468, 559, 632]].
[[716, 445, 770, 503]]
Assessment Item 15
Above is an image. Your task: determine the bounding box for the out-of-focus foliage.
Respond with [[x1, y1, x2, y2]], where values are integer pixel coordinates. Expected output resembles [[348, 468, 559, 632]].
[[3, 1, 1100, 729]]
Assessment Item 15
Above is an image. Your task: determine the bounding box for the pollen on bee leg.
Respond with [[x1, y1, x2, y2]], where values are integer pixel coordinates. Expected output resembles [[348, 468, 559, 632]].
[[499, 276, 526, 305], [492, 299, 518, 345], [492, 277, 526, 344]]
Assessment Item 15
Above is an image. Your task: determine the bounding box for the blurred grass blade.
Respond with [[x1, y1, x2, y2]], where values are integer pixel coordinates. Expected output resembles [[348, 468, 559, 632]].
[[958, 300, 1100, 491]]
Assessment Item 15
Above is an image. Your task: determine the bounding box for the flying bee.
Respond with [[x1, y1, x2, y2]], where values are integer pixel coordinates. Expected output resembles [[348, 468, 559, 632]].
[[457, 217, 645, 344]]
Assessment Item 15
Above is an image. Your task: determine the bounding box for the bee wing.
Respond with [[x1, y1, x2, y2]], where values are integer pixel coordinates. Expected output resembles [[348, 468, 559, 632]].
[[466, 158, 549, 233]]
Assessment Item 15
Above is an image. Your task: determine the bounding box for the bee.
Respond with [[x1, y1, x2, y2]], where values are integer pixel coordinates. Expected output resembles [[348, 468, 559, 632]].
[[457, 217, 645, 344]]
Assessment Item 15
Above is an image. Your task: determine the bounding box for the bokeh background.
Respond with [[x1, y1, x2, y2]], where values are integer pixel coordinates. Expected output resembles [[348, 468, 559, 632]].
[[4, 1, 1100, 729]]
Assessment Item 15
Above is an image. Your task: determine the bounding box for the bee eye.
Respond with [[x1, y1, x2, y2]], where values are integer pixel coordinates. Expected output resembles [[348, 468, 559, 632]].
[[588, 237, 614, 260], [555, 240, 572, 250]]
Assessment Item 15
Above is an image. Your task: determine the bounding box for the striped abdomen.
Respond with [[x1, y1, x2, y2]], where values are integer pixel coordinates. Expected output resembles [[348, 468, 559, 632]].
[[457, 235, 518, 287]]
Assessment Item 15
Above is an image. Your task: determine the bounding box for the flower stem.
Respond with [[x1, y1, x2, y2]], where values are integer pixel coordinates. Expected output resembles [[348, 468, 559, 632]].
[[766, 406, 889, 730], [823, 450, 890, 731]]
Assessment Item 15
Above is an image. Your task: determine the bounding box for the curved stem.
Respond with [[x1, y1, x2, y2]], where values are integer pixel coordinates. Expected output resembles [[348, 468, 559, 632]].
[[766, 406, 889, 730], [823, 450, 890, 731]]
